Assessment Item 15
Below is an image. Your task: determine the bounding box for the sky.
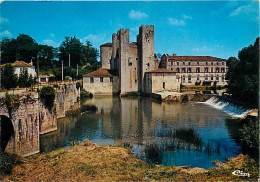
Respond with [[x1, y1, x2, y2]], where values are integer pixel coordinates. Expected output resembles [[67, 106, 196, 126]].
[[0, 0, 259, 60]]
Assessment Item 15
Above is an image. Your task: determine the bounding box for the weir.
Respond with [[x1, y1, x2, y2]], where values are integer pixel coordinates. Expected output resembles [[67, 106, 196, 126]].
[[204, 96, 254, 118]]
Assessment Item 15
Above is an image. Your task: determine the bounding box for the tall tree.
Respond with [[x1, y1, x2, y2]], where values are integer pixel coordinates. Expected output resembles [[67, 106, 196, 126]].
[[227, 37, 259, 107], [1, 64, 18, 89], [59, 36, 99, 67]]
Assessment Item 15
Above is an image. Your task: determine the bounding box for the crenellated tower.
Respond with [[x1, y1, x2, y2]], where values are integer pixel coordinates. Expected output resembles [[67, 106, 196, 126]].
[[137, 25, 155, 92]]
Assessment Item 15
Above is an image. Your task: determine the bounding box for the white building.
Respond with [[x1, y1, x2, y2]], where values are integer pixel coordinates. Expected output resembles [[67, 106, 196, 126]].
[[1, 60, 37, 78]]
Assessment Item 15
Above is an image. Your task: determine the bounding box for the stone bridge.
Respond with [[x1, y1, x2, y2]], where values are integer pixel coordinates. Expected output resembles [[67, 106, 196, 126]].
[[0, 82, 80, 156]]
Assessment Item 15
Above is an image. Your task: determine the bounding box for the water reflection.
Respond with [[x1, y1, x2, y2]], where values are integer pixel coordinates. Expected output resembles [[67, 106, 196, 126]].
[[40, 96, 241, 169]]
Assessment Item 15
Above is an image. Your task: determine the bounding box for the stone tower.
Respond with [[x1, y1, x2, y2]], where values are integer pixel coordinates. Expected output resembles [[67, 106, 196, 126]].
[[111, 33, 119, 70], [137, 25, 155, 92], [118, 29, 138, 95], [100, 43, 112, 69]]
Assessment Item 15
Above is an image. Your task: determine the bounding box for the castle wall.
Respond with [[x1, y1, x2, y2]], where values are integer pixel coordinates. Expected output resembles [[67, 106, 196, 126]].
[[83, 76, 119, 95], [101, 46, 112, 69], [144, 72, 180, 94]]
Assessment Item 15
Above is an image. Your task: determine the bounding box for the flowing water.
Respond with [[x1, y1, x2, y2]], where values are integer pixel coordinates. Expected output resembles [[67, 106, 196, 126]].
[[204, 96, 252, 118], [40, 96, 242, 169]]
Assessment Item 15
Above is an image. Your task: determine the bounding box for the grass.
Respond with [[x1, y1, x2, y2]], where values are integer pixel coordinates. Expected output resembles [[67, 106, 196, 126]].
[[0, 140, 258, 181]]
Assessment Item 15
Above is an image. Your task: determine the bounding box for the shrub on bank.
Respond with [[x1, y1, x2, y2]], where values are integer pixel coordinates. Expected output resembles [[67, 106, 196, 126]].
[[80, 90, 93, 98], [40, 86, 55, 110]]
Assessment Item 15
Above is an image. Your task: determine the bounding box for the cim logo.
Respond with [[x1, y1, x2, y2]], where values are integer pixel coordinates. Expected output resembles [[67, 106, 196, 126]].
[[232, 170, 250, 177]]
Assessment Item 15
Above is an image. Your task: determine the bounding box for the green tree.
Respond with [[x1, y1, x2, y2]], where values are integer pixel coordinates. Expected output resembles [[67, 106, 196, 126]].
[[1, 64, 18, 89], [59, 36, 99, 68], [227, 37, 259, 107]]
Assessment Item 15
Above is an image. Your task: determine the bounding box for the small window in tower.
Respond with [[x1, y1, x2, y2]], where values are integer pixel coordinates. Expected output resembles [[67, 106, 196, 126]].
[[197, 62, 199, 65], [110, 77, 113, 82], [128, 58, 132, 66], [163, 82, 165, 89], [177, 62, 179, 65], [90, 77, 94, 83], [183, 62, 185, 65], [100, 77, 103, 82], [147, 63, 150, 67], [188, 62, 191, 65]]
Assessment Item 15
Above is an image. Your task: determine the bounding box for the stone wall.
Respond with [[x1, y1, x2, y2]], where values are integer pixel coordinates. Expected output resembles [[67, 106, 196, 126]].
[[101, 46, 112, 69], [83, 76, 119, 95], [144, 72, 180, 94], [1, 82, 80, 156], [3, 92, 40, 156]]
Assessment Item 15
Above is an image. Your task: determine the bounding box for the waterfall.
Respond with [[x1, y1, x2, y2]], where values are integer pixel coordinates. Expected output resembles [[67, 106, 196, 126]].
[[204, 96, 253, 118]]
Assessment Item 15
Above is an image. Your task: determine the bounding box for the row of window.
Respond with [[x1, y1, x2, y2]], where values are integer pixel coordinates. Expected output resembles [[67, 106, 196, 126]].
[[181, 74, 225, 82], [173, 67, 225, 73], [170, 61, 225, 66], [90, 77, 113, 83]]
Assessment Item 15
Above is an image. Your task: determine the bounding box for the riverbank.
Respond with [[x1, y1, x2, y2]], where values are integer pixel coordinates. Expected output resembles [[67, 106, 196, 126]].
[[1, 139, 258, 181]]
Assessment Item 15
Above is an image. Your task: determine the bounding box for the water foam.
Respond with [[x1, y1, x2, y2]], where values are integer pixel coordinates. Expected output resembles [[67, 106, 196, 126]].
[[204, 96, 252, 118]]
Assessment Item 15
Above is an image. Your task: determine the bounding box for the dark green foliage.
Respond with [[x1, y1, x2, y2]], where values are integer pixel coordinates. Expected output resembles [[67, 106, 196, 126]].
[[40, 86, 55, 109], [80, 90, 93, 98], [18, 69, 35, 88], [1, 34, 100, 81], [1, 64, 18, 89], [225, 116, 259, 160], [226, 37, 259, 108], [4, 93, 20, 113], [65, 108, 81, 116], [239, 116, 259, 150], [59, 36, 99, 67], [76, 82, 81, 90]]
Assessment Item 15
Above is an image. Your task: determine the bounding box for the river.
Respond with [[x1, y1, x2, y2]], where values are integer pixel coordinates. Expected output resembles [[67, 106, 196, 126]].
[[40, 96, 241, 169]]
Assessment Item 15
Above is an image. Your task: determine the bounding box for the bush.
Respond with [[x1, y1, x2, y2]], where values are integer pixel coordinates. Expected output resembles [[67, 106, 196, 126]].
[[76, 82, 81, 90], [80, 90, 93, 98], [239, 116, 259, 150], [40, 86, 55, 109]]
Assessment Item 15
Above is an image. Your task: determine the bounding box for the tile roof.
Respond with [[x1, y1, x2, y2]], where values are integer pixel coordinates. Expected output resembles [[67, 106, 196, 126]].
[[147, 68, 176, 73], [165, 55, 225, 61], [0, 61, 33, 67], [100, 43, 112, 47], [83, 68, 116, 77]]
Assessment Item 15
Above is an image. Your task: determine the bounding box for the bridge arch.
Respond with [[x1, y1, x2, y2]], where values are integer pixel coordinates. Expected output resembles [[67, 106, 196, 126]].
[[0, 115, 14, 153]]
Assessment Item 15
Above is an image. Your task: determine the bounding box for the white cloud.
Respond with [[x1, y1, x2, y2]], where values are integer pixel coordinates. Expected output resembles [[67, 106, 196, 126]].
[[0, 30, 12, 37], [50, 33, 55, 37], [0, 17, 8, 24], [42, 39, 60, 47], [229, 2, 257, 18], [129, 10, 148, 20], [193, 46, 211, 52], [168, 18, 186, 26], [183, 14, 192, 20], [83, 33, 109, 48]]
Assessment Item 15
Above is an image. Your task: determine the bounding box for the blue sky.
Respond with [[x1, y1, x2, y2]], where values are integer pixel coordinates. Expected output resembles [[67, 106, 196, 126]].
[[0, 1, 259, 60]]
